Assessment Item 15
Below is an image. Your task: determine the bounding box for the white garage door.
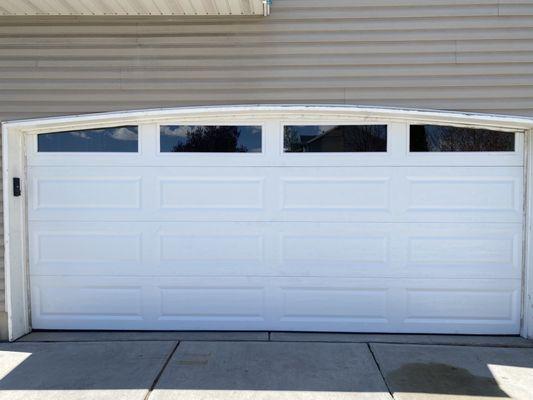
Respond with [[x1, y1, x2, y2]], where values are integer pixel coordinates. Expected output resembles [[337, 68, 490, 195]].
[[27, 121, 524, 334]]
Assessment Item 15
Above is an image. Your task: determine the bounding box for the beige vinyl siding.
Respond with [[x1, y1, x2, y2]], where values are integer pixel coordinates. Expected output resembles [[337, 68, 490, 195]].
[[0, 0, 264, 16], [1, 0, 533, 330]]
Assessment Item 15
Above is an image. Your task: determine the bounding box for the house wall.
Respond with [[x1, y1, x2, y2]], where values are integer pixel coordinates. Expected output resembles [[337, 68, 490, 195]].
[[1, 0, 533, 338]]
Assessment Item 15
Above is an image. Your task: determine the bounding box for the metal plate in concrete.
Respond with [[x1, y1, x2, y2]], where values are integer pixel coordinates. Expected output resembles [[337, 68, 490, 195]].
[[0, 341, 175, 400], [151, 341, 392, 400], [18, 331, 268, 342], [370, 343, 533, 400]]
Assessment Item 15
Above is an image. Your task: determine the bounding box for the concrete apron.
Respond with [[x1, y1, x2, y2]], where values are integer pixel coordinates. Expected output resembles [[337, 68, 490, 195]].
[[1, 333, 533, 400], [370, 343, 533, 400]]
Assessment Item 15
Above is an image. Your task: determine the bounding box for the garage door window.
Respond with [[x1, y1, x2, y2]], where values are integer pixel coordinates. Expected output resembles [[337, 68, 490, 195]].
[[284, 125, 387, 152], [410, 125, 515, 152], [37, 126, 139, 152], [160, 125, 262, 153]]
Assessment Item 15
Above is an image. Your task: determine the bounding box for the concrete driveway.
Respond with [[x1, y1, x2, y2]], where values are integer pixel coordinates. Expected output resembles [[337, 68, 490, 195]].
[[0, 332, 532, 400]]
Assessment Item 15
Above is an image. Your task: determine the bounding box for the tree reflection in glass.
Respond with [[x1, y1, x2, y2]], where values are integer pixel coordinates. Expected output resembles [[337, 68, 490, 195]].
[[410, 125, 515, 152], [160, 125, 262, 153]]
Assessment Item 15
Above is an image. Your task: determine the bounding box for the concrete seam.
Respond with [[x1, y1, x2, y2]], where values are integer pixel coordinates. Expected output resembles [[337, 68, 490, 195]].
[[364, 341, 533, 349], [144, 340, 180, 400], [15, 338, 271, 343], [12, 338, 533, 348], [367, 343, 395, 400], [268, 339, 533, 349], [14, 339, 180, 343]]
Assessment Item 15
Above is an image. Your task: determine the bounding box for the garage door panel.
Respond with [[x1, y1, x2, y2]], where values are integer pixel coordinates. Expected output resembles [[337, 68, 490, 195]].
[[31, 276, 520, 333], [406, 178, 517, 211], [30, 175, 142, 212], [277, 223, 394, 278], [277, 222, 521, 279], [277, 166, 522, 223], [159, 177, 264, 210], [273, 278, 521, 334], [32, 282, 144, 322], [279, 287, 389, 324], [30, 276, 274, 331], [400, 280, 521, 334], [401, 166, 523, 222], [405, 289, 517, 323], [28, 166, 147, 221], [29, 166, 523, 223], [276, 167, 393, 222], [29, 222, 145, 275], [280, 177, 390, 211], [29, 221, 274, 276], [32, 231, 142, 267], [154, 223, 273, 276], [280, 234, 389, 271], [29, 221, 521, 279], [29, 166, 272, 222], [157, 228, 268, 274], [400, 223, 522, 279], [158, 286, 266, 322]]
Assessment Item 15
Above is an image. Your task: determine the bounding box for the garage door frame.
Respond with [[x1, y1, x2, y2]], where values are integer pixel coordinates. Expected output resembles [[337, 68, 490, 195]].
[[3, 104, 533, 341]]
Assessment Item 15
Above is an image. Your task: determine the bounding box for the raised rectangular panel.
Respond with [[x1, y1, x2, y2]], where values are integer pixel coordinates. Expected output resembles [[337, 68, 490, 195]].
[[159, 233, 263, 263], [281, 287, 388, 322], [35, 232, 141, 264], [282, 235, 388, 264], [33, 177, 141, 209], [405, 289, 516, 322], [408, 236, 515, 265], [159, 178, 264, 209], [36, 286, 142, 318], [407, 177, 518, 212], [281, 178, 389, 210], [158, 287, 265, 321]]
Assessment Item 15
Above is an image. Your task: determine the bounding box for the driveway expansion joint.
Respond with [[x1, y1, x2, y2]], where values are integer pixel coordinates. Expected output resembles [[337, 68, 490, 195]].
[[144, 341, 180, 400], [367, 343, 395, 399]]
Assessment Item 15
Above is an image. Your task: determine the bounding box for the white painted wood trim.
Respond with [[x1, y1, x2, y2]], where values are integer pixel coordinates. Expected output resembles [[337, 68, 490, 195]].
[[2, 124, 30, 341], [4, 105, 533, 133], [3, 104, 533, 340], [524, 128, 533, 339]]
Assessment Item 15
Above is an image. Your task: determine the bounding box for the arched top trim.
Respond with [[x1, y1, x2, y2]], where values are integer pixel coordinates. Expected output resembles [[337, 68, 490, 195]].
[[3, 104, 533, 134]]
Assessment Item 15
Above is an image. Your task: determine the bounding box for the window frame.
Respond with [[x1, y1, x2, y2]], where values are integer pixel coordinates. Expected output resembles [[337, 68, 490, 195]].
[[157, 123, 265, 156], [282, 123, 388, 154], [33, 125, 141, 155], [407, 124, 521, 155], [280, 122, 390, 156]]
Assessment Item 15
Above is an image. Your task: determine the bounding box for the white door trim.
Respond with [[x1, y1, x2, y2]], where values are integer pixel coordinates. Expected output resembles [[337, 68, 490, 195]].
[[523, 128, 533, 339], [3, 104, 533, 341]]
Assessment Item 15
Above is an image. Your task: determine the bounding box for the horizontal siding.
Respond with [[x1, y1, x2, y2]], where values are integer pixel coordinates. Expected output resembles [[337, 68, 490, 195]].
[[0, 0, 264, 16], [0, 0, 533, 320], [0, 2, 533, 118]]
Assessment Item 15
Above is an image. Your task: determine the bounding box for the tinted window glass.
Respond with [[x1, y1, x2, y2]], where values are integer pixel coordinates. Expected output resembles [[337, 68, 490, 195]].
[[38, 126, 138, 152], [410, 125, 515, 152], [160, 125, 262, 153], [284, 125, 387, 153]]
